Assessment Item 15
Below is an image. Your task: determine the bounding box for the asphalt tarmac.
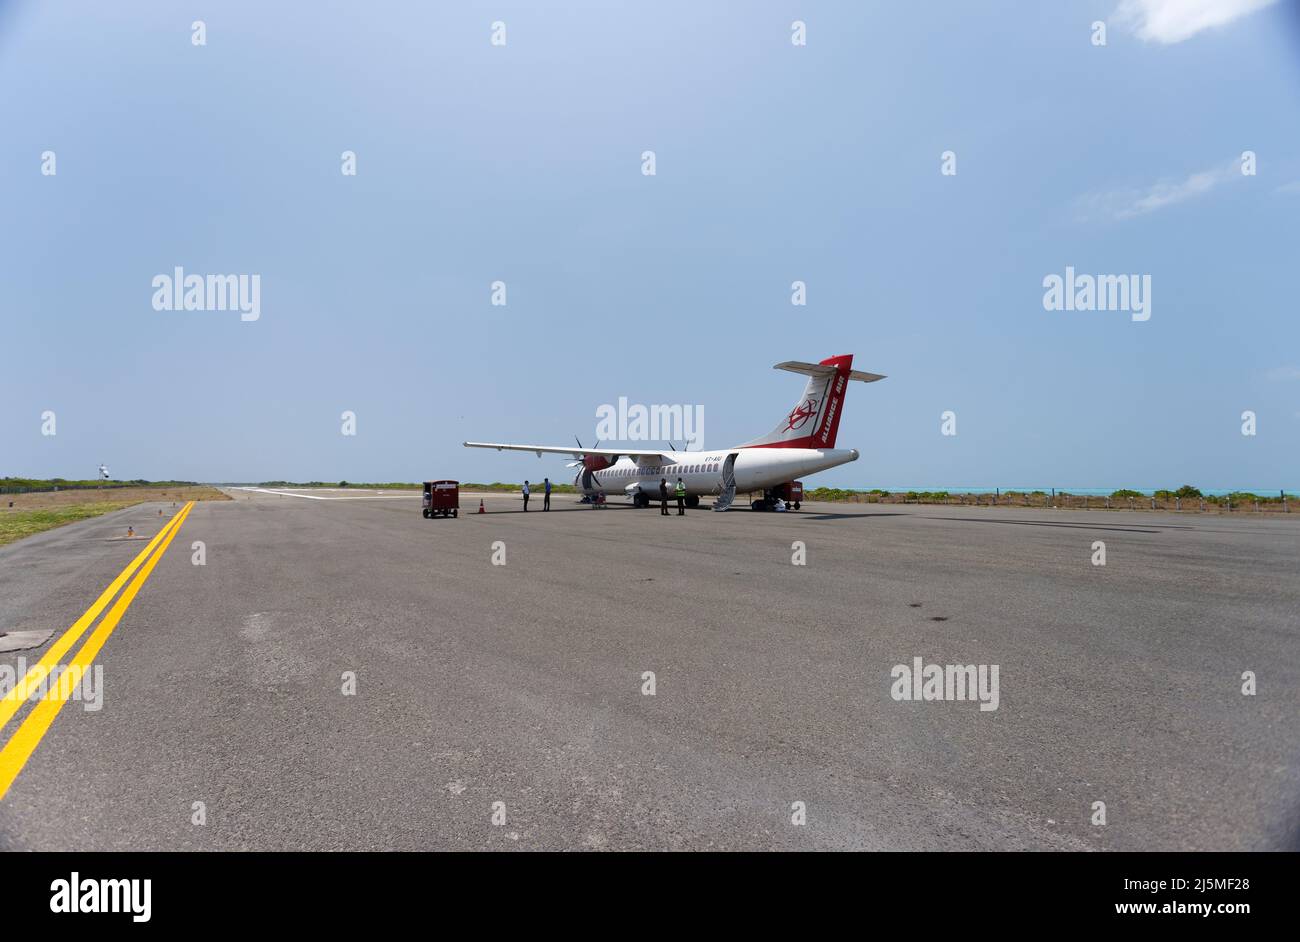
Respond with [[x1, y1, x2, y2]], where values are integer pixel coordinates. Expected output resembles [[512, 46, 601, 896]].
[[1, 488, 1295, 850]]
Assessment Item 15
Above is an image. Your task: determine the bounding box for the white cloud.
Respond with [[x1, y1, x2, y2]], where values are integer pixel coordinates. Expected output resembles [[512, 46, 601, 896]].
[[1076, 160, 1238, 221], [1115, 0, 1278, 44]]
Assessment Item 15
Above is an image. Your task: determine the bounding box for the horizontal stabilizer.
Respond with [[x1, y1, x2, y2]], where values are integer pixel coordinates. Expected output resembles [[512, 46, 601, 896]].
[[775, 361, 886, 383], [847, 369, 886, 383]]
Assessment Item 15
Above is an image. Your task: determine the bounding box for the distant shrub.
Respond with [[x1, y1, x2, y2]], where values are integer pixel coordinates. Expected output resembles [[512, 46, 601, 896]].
[[903, 491, 949, 502], [806, 487, 862, 502]]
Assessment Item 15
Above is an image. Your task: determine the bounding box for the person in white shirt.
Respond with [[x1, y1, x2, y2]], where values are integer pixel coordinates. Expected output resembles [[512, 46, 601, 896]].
[[522, 480, 530, 512]]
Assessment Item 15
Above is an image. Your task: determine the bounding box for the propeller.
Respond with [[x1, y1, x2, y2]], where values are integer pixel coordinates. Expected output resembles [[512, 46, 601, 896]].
[[567, 436, 602, 468], [569, 436, 613, 494]]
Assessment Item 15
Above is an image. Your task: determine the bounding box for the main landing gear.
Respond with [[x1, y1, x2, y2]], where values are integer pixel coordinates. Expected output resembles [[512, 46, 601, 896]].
[[750, 489, 800, 511]]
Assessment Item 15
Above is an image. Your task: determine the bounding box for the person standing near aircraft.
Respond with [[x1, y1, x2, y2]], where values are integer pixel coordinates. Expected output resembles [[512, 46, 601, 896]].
[[659, 478, 670, 516], [523, 480, 530, 512], [543, 477, 551, 511], [675, 477, 687, 515]]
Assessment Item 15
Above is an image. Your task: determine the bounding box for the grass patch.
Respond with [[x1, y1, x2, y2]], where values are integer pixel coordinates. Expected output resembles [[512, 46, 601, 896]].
[[0, 503, 133, 547], [0, 485, 229, 547]]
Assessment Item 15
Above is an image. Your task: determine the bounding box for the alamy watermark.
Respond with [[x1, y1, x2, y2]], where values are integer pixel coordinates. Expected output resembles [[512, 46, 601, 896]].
[[1043, 267, 1150, 322], [890, 657, 999, 711], [0, 658, 104, 712], [595, 397, 704, 449], [151, 267, 260, 321], [50, 872, 150, 922]]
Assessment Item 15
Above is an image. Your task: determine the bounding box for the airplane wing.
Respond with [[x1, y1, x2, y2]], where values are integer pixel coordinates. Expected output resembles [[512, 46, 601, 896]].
[[463, 441, 672, 460]]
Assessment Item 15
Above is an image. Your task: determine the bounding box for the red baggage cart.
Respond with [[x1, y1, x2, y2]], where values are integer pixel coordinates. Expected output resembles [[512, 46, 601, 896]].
[[422, 480, 459, 518], [772, 480, 803, 510]]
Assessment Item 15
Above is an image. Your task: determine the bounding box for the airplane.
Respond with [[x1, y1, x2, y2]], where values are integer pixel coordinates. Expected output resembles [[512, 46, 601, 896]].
[[464, 354, 884, 511]]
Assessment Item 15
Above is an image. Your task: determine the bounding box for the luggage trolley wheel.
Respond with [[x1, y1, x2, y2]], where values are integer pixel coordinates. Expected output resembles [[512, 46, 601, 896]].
[[422, 509, 431, 519]]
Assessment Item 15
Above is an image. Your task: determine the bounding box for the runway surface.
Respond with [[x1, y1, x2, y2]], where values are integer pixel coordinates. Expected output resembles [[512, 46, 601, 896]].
[[1, 488, 1296, 850]]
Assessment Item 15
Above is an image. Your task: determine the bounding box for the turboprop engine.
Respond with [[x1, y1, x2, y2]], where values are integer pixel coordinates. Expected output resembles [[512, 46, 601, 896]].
[[567, 439, 614, 492]]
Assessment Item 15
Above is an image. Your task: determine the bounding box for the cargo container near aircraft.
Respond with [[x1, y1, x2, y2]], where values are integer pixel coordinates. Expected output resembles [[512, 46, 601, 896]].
[[465, 355, 884, 511]]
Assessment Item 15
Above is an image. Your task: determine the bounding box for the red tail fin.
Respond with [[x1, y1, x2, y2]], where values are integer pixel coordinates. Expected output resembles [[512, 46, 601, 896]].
[[741, 355, 856, 449]]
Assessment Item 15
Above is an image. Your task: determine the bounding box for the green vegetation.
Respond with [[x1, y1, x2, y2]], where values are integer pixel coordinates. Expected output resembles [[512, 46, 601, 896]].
[[1204, 491, 1293, 505], [904, 490, 950, 502], [1, 477, 198, 493], [0, 503, 131, 547], [258, 480, 364, 488], [462, 481, 578, 493], [804, 487, 866, 502], [257, 480, 430, 490], [786, 484, 1294, 512]]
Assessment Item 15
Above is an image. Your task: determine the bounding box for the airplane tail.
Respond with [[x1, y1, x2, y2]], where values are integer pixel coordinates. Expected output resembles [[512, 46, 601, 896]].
[[740, 354, 885, 449]]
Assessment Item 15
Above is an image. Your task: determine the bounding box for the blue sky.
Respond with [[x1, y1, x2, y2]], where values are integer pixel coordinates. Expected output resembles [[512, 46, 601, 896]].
[[2, 0, 1298, 489]]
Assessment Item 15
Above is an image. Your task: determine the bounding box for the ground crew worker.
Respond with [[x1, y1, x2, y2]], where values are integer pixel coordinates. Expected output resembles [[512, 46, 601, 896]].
[[543, 477, 551, 511], [523, 480, 530, 512], [659, 478, 670, 516], [675, 477, 686, 515]]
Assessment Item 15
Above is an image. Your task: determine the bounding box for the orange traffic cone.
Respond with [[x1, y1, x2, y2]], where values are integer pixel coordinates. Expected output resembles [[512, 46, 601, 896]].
[[478, 499, 485, 514]]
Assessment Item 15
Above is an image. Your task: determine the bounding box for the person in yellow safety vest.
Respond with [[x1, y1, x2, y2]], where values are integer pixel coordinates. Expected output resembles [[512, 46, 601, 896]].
[[675, 477, 687, 516]]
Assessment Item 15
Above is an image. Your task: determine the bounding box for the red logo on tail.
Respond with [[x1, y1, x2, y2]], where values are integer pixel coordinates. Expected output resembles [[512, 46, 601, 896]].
[[784, 399, 818, 431]]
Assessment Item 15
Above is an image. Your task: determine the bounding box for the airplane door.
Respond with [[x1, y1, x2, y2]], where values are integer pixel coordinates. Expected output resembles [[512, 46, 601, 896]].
[[721, 453, 738, 491]]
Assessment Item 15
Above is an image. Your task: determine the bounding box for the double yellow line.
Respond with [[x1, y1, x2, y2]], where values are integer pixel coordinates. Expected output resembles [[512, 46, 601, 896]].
[[0, 500, 194, 799]]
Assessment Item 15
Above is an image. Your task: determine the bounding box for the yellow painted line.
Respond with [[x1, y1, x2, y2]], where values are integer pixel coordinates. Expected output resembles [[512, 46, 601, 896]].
[[0, 502, 190, 732], [0, 500, 194, 800]]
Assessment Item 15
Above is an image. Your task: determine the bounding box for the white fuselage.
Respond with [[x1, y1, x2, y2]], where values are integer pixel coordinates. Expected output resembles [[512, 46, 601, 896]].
[[583, 447, 860, 498]]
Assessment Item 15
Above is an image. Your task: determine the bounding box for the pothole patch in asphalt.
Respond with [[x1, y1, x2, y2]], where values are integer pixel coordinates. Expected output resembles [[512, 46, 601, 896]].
[[0, 628, 56, 652]]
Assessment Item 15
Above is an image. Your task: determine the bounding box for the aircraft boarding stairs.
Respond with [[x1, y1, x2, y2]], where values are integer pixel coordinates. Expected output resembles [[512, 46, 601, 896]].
[[712, 454, 738, 511]]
